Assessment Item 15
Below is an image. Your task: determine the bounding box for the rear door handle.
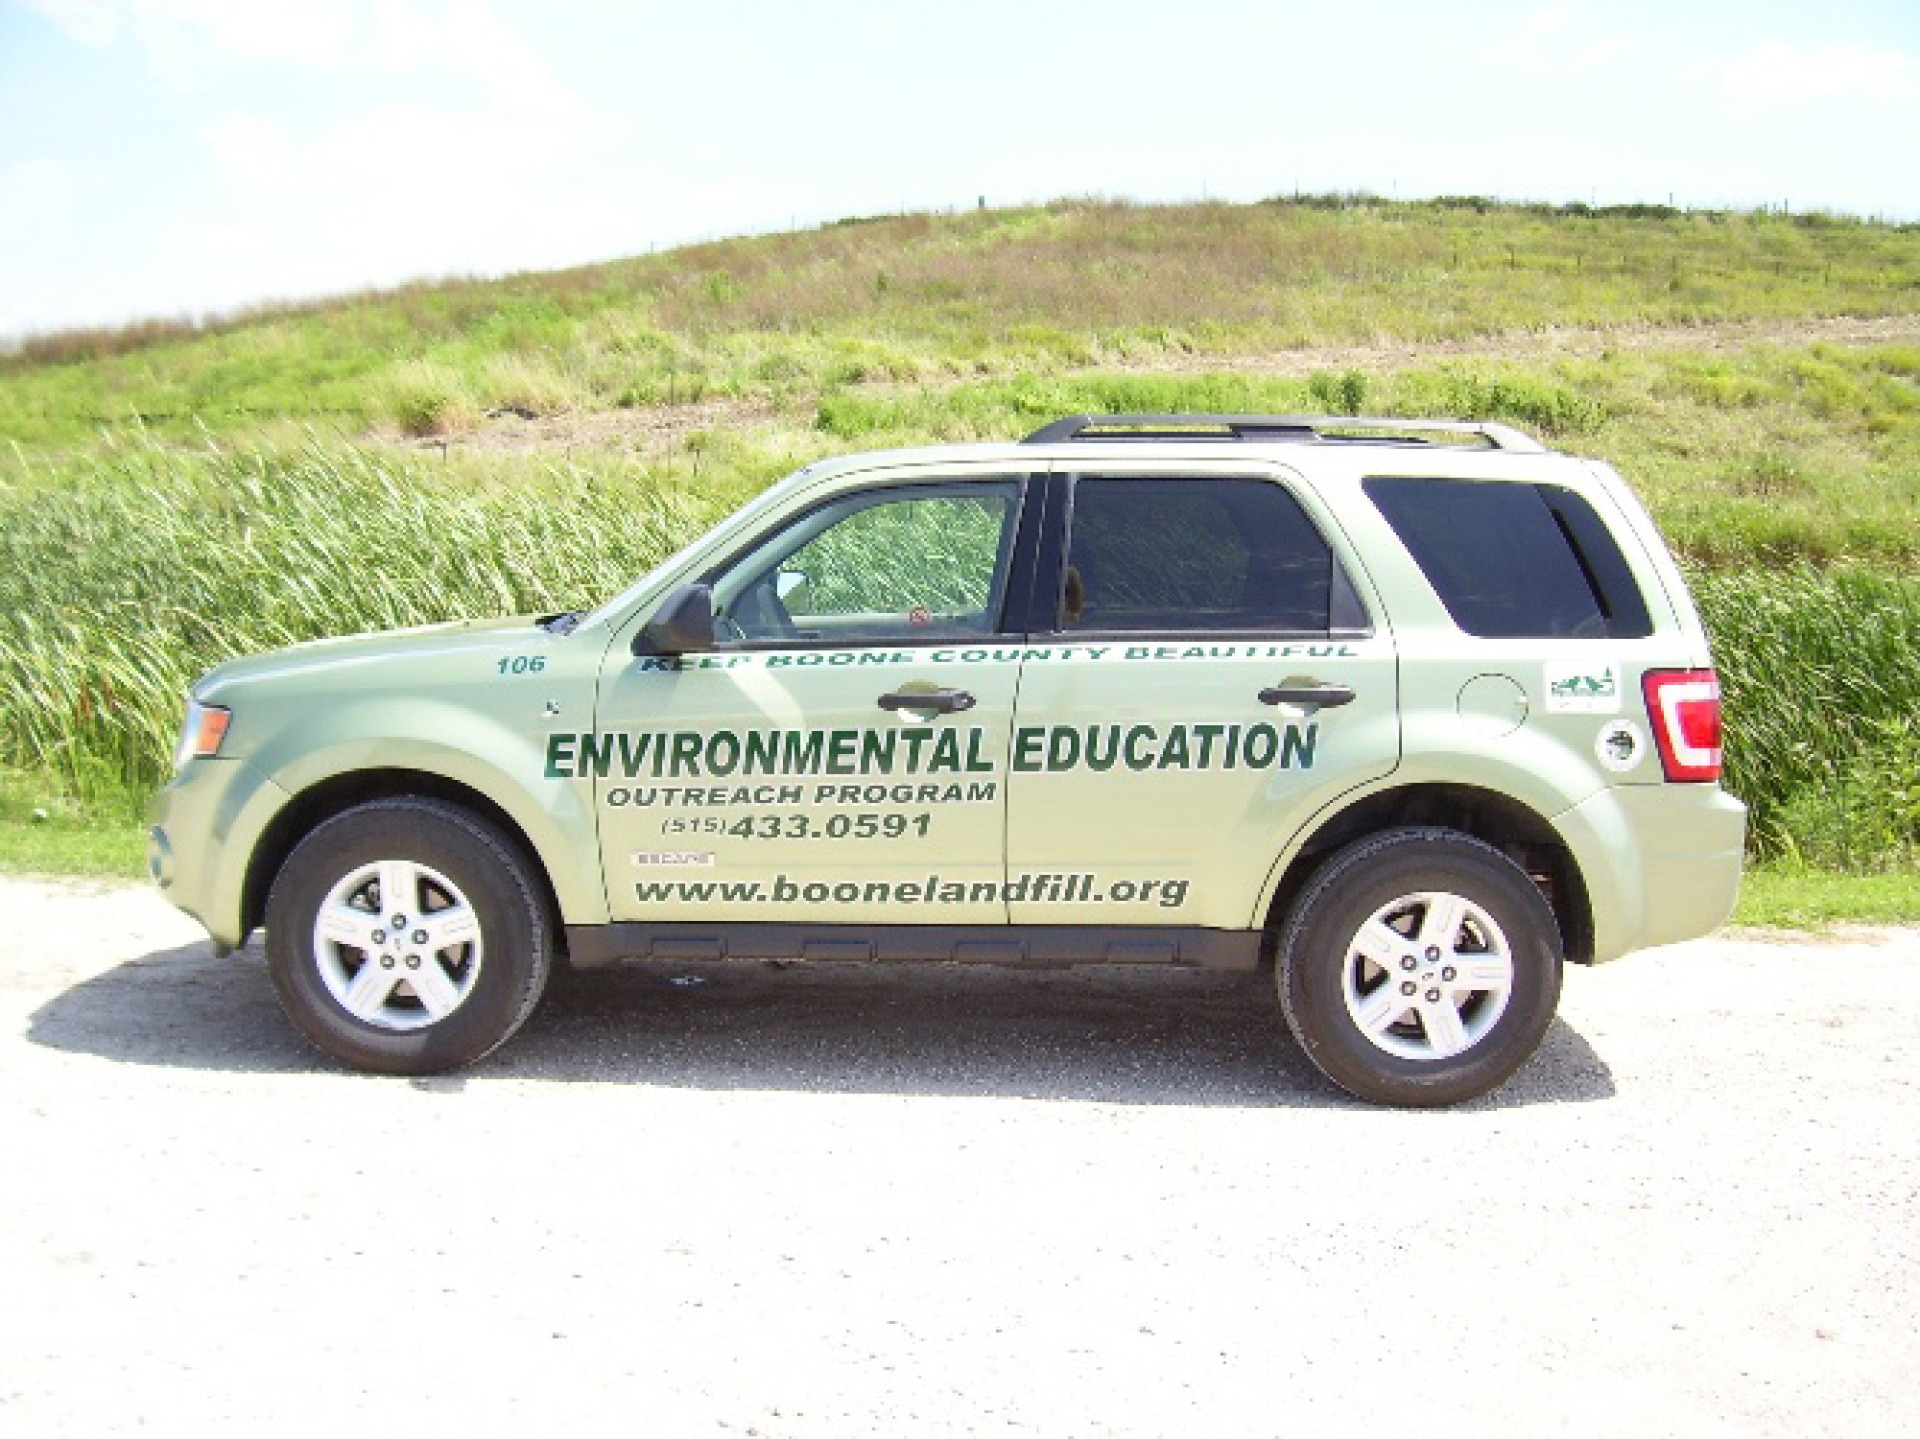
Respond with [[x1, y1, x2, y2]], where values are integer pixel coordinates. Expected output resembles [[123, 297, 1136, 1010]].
[[878, 688, 976, 715], [1258, 684, 1355, 709]]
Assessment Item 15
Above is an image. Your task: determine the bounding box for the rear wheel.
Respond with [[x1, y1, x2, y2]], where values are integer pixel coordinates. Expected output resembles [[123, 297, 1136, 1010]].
[[1277, 827, 1563, 1107], [265, 798, 552, 1074]]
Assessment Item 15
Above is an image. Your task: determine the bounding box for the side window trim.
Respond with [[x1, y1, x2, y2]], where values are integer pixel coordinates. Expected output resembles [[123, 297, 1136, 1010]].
[[1548, 505, 1615, 623], [1028, 470, 1073, 640], [1031, 471, 1373, 641], [993, 470, 1053, 638], [1539, 485, 1653, 635], [694, 476, 1040, 652]]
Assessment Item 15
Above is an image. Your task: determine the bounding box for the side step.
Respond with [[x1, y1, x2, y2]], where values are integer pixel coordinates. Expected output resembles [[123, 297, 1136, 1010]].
[[565, 922, 1262, 971]]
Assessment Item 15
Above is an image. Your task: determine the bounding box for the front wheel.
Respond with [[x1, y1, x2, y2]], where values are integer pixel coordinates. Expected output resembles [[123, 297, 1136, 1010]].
[[1277, 828, 1563, 1107], [265, 798, 553, 1074]]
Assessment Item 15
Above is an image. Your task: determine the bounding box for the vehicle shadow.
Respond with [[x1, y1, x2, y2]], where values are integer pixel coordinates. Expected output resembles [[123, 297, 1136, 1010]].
[[27, 938, 1616, 1109]]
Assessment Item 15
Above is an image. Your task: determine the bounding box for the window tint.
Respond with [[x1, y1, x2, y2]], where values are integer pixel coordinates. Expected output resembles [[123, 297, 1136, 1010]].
[[709, 483, 1021, 644], [1365, 477, 1652, 639], [1060, 478, 1349, 633]]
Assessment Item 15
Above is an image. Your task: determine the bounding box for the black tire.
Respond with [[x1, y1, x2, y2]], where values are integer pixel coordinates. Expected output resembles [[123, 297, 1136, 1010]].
[[265, 798, 553, 1075], [1277, 827, 1563, 1107]]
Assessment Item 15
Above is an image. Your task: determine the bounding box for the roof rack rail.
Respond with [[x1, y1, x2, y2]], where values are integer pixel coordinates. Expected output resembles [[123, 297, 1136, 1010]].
[[1020, 413, 1546, 453]]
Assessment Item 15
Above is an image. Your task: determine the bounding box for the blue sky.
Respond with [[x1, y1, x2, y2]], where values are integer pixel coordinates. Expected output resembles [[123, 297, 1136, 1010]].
[[1, 0, 1916, 337]]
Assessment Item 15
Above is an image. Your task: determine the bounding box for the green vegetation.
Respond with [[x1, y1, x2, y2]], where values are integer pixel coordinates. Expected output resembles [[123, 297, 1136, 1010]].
[[0, 444, 745, 809], [782, 492, 1011, 616], [1, 195, 1915, 921], [0, 771, 145, 877], [1699, 568, 1920, 871], [1734, 866, 1918, 927], [4, 433, 1912, 873], [6, 196, 1920, 449], [808, 345, 1920, 565]]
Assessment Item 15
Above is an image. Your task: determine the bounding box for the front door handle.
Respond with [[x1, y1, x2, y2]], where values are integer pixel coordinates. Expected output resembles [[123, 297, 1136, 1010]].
[[878, 688, 976, 715], [1258, 684, 1356, 709]]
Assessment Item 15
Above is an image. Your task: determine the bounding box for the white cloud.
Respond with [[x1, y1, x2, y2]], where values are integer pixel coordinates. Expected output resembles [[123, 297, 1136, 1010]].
[[1713, 41, 1920, 102], [9, 0, 640, 327], [181, 0, 624, 280], [1571, 38, 1628, 71], [23, 0, 585, 119], [1485, 7, 1633, 70], [365, 0, 583, 118], [0, 157, 78, 239], [26, 0, 359, 59], [1523, 7, 1571, 38], [17, 0, 122, 43], [172, 96, 770, 316], [199, 101, 594, 209]]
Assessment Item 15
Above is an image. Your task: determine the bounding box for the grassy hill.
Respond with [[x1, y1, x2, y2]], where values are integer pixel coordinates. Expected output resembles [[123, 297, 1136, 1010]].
[[8, 197, 1920, 442], [2, 196, 1917, 909]]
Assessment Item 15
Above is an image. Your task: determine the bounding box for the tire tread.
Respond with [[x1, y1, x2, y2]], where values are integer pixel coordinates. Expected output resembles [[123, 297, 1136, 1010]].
[[1277, 825, 1563, 1107], [265, 796, 553, 1075]]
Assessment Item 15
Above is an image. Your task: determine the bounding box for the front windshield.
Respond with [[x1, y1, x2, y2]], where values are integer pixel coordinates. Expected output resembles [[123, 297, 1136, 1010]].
[[573, 466, 815, 633]]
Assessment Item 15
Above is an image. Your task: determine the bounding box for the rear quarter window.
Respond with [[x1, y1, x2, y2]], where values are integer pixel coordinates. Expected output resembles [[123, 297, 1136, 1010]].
[[1365, 476, 1653, 639]]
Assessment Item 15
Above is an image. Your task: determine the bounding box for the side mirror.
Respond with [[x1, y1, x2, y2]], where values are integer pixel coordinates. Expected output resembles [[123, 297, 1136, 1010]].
[[632, 583, 716, 656]]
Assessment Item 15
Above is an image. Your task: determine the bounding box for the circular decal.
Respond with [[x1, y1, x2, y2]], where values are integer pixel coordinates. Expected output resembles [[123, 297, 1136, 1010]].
[[1595, 719, 1645, 773], [907, 607, 932, 626]]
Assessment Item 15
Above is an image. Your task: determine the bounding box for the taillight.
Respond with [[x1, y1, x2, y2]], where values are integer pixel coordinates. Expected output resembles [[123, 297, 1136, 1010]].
[[1641, 669, 1722, 783]]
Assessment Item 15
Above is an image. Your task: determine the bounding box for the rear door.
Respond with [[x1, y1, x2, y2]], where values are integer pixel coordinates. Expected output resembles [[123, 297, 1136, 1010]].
[[1004, 463, 1400, 932]]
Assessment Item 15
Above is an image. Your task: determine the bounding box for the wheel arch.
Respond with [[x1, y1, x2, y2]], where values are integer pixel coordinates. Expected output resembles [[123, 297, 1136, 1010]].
[[240, 769, 569, 952], [1259, 783, 1596, 966]]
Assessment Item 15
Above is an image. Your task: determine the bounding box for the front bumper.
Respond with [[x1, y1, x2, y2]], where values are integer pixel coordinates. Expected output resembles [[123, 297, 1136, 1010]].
[[148, 759, 291, 949]]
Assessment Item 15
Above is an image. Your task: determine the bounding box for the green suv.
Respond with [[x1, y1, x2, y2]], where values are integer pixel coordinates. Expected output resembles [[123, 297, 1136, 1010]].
[[149, 414, 1746, 1104]]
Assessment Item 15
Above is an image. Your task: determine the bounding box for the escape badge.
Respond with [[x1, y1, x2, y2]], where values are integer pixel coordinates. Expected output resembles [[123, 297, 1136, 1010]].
[[631, 851, 716, 868]]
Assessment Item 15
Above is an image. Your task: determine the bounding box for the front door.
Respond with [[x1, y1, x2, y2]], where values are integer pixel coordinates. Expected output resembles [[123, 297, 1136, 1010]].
[[595, 475, 1033, 924], [1005, 467, 1401, 933]]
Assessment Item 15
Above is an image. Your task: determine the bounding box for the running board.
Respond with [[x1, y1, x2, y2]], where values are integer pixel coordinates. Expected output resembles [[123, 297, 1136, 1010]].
[[564, 922, 1262, 971]]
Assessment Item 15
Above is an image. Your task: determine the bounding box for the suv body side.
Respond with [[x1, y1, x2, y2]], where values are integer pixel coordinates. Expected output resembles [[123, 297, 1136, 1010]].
[[152, 436, 1744, 970]]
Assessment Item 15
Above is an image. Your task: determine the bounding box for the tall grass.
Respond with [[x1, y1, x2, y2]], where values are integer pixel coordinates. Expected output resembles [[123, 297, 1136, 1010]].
[[2, 444, 1914, 871], [0, 445, 734, 808], [1697, 568, 1920, 870]]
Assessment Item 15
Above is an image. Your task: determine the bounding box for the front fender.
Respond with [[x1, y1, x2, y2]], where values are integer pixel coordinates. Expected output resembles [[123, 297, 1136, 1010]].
[[250, 696, 607, 929]]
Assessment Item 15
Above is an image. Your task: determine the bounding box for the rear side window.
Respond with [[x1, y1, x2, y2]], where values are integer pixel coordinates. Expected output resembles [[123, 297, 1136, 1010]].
[[1060, 478, 1364, 634], [1365, 477, 1653, 639]]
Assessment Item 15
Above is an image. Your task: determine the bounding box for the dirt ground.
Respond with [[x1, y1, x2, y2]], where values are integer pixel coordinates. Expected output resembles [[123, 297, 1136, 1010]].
[[2, 877, 1915, 1436]]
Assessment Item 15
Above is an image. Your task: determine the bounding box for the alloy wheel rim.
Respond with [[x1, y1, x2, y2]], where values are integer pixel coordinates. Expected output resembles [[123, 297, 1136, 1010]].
[[311, 859, 485, 1032], [1339, 890, 1514, 1061]]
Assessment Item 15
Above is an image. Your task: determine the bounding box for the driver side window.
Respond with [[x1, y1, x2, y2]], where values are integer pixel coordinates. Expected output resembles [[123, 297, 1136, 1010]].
[[709, 481, 1023, 645]]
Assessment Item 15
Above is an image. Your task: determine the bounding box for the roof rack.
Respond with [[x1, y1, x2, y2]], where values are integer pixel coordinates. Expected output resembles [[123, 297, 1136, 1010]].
[[1020, 414, 1546, 453]]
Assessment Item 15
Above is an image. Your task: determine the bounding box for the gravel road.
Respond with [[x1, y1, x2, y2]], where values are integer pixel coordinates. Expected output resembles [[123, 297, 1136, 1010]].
[[2, 877, 1916, 1437]]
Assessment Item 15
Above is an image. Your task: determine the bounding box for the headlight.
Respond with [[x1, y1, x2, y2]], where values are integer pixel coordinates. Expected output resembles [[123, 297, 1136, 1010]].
[[173, 699, 232, 772]]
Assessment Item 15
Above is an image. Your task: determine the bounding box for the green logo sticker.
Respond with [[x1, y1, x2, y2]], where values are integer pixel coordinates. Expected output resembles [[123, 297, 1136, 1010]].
[[1544, 662, 1621, 715]]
